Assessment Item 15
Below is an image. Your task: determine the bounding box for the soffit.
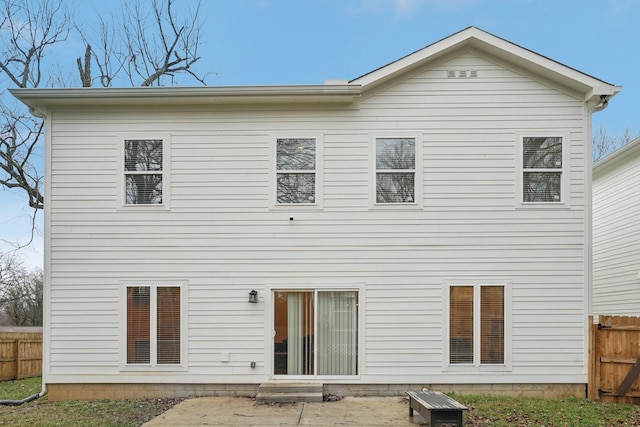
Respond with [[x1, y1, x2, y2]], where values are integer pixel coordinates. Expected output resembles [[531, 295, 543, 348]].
[[10, 85, 362, 115]]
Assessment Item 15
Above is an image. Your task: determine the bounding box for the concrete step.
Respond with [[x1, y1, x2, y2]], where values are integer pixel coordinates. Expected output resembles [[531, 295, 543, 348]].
[[256, 383, 324, 403], [255, 392, 323, 403], [258, 382, 323, 394]]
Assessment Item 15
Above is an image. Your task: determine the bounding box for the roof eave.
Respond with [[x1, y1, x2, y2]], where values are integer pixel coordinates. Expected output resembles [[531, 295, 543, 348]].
[[10, 84, 362, 113], [350, 27, 620, 100]]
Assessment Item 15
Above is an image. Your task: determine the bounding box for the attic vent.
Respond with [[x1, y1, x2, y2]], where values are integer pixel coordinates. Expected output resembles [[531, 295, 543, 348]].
[[447, 70, 479, 78]]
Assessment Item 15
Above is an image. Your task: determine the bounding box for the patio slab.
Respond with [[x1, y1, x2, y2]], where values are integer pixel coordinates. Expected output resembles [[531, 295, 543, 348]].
[[142, 396, 428, 426]]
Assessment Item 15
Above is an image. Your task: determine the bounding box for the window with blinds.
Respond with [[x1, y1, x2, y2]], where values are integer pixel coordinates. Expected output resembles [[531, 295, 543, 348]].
[[449, 286, 473, 364], [157, 287, 181, 364], [127, 287, 150, 364], [127, 285, 180, 366], [522, 136, 563, 203], [449, 284, 504, 365], [124, 139, 163, 205], [375, 137, 416, 203], [480, 286, 504, 364], [276, 138, 316, 204]]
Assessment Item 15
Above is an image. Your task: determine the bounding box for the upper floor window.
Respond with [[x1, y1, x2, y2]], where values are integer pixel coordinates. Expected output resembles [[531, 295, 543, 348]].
[[375, 137, 416, 203], [522, 136, 563, 203], [125, 139, 163, 205], [276, 138, 316, 204]]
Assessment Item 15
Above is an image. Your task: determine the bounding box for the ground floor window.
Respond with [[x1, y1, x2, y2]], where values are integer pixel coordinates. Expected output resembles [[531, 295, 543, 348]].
[[126, 285, 181, 366], [273, 290, 358, 376], [449, 284, 505, 365]]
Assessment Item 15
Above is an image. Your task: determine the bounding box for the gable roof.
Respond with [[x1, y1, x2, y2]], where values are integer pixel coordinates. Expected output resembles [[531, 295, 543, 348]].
[[12, 27, 620, 113], [350, 27, 620, 107], [594, 136, 640, 178]]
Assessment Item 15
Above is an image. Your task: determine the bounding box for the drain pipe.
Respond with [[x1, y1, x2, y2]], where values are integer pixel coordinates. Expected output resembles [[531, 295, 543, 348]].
[[0, 380, 47, 406], [0, 392, 41, 406]]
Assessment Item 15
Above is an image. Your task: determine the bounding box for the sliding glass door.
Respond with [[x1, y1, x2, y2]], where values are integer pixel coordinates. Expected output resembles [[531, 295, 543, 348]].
[[273, 290, 358, 376]]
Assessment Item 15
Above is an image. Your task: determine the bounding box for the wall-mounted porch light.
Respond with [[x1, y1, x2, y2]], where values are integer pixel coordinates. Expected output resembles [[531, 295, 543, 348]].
[[248, 290, 258, 303]]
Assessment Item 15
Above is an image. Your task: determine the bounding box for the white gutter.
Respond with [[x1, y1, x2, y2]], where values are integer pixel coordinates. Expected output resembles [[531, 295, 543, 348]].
[[10, 85, 362, 114]]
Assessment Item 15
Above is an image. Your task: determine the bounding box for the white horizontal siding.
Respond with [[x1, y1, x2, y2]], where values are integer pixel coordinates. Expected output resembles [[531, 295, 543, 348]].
[[46, 51, 589, 385], [593, 148, 640, 315]]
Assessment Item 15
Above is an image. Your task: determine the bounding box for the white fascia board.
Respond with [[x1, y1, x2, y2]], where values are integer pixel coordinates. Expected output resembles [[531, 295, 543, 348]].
[[351, 26, 619, 99], [350, 27, 478, 87], [10, 84, 362, 114], [585, 85, 623, 107], [466, 33, 619, 93], [590, 85, 623, 97]]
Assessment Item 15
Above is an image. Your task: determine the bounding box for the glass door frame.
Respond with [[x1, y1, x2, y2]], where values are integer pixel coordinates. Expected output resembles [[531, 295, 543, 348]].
[[265, 283, 365, 381]]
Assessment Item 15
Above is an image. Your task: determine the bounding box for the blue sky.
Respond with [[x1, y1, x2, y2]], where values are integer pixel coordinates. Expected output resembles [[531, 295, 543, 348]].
[[1, 0, 639, 268]]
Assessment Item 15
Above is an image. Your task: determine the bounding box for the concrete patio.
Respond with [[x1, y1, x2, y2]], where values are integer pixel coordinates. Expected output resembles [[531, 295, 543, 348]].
[[142, 395, 428, 426]]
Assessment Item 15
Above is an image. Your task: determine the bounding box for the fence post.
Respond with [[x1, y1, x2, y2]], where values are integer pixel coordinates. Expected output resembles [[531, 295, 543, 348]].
[[588, 316, 599, 400], [13, 340, 21, 380]]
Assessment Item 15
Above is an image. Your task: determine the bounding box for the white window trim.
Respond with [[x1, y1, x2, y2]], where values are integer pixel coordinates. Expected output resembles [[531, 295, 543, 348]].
[[120, 280, 188, 372], [442, 280, 512, 372], [516, 132, 569, 208], [118, 133, 171, 210], [264, 281, 365, 380], [269, 134, 323, 209], [369, 133, 423, 209]]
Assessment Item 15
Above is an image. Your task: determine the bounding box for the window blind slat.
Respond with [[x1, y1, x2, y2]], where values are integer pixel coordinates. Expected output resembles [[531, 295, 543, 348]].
[[480, 286, 504, 364], [450, 284, 504, 365], [449, 286, 473, 364], [127, 285, 180, 366], [127, 286, 150, 364], [157, 287, 181, 365]]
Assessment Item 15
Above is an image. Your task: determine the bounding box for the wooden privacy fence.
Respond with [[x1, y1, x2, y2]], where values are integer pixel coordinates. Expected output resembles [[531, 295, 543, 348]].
[[589, 315, 640, 404], [0, 331, 42, 381]]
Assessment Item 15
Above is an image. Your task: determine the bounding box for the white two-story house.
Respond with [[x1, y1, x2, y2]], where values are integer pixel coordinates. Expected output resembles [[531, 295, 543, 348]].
[[12, 27, 620, 401]]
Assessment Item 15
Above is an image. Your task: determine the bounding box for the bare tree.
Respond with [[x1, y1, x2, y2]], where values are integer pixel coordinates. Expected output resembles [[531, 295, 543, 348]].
[[0, 0, 71, 211], [0, 104, 45, 211], [0, 252, 42, 326], [0, 0, 71, 89], [126, 0, 205, 87], [77, 17, 124, 88], [593, 126, 640, 163], [77, 0, 206, 88], [0, 0, 208, 225]]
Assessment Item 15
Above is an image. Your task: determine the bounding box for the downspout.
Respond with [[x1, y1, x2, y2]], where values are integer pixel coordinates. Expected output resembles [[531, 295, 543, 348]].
[[591, 94, 609, 113], [585, 94, 612, 317], [0, 104, 50, 406], [583, 93, 613, 396], [33, 105, 49, 403]]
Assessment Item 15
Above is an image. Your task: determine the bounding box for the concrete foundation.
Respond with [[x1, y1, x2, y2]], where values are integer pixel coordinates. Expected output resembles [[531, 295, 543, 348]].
[[47, 382, 585, 401]]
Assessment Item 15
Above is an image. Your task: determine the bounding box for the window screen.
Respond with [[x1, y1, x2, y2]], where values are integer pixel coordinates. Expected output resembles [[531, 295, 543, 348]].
[[375, 138, 416, 203], [276, 138, 316, 204], [125, 139, 163, 204], [523, 137, 562, 202]]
